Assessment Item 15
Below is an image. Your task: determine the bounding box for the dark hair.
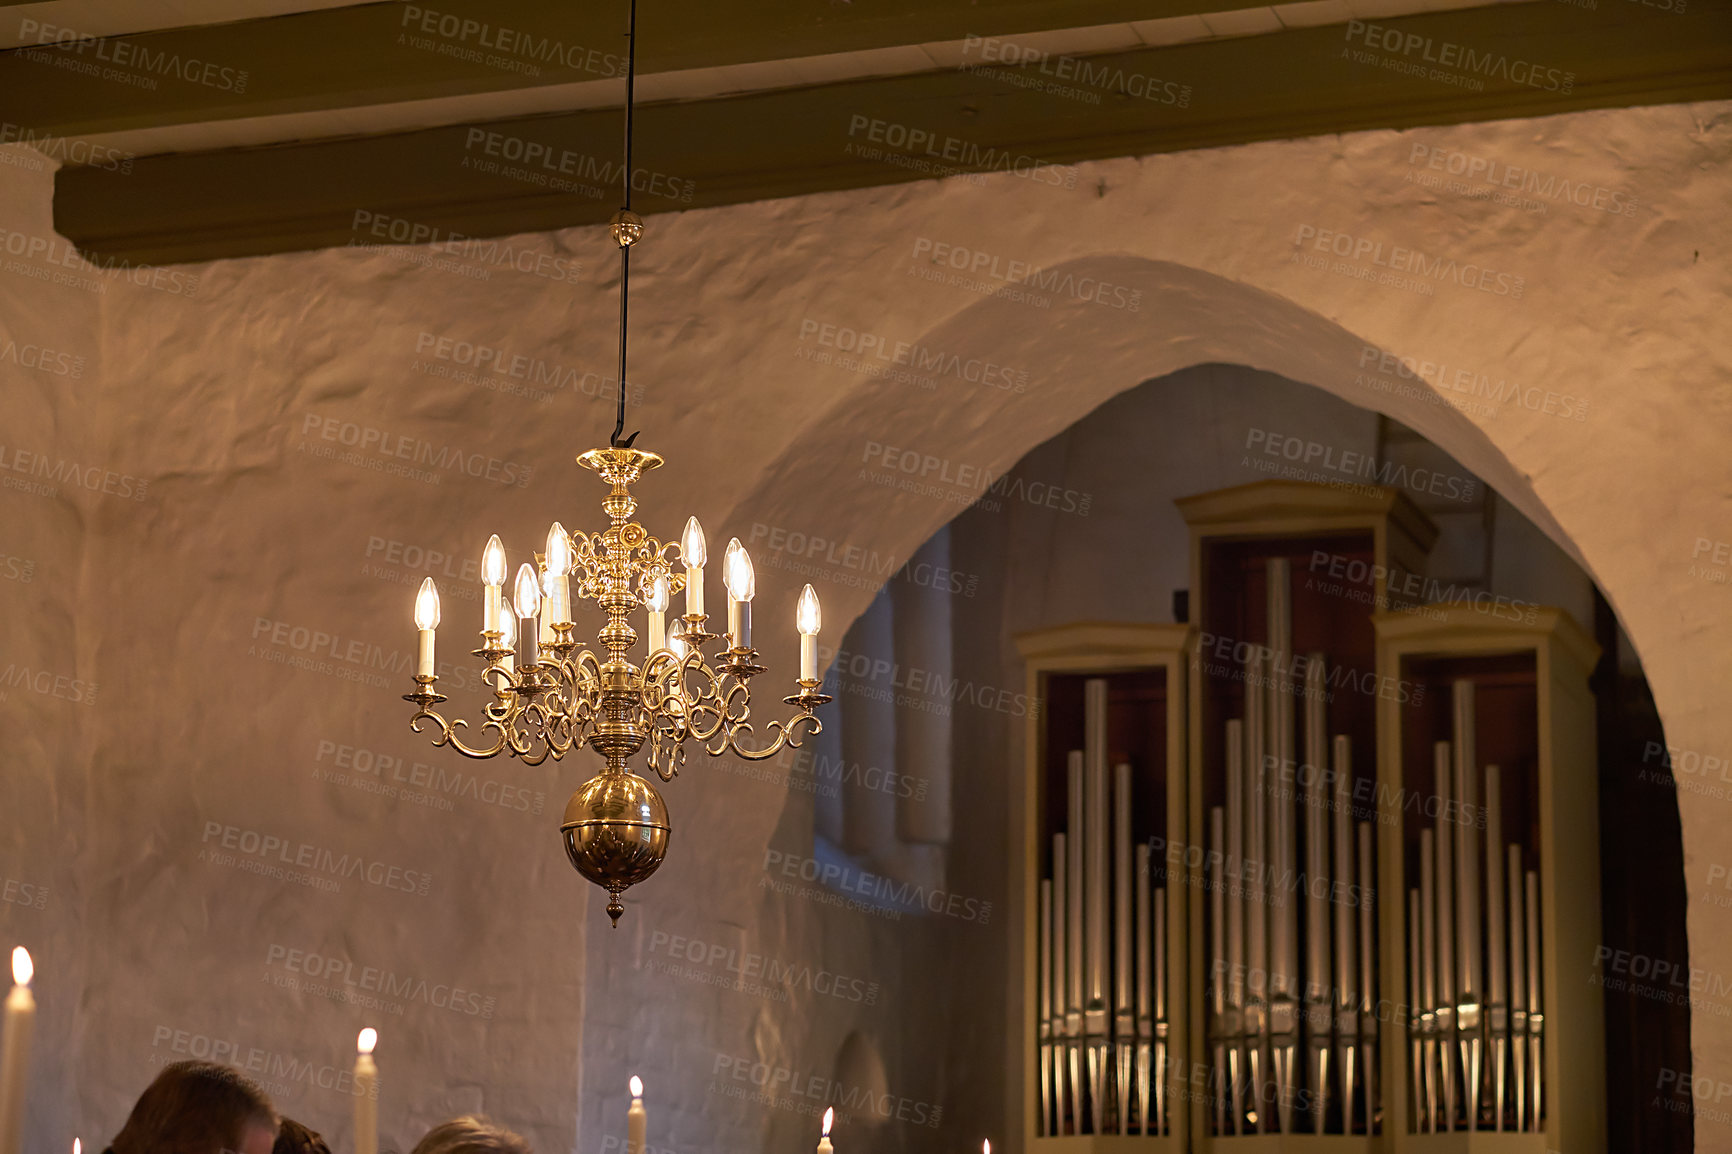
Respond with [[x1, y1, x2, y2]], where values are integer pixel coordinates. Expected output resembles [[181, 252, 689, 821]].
[[409, 1117, 532, 1154], [272, 1118, 331, 1154], [111, 1061, 277, 1154]]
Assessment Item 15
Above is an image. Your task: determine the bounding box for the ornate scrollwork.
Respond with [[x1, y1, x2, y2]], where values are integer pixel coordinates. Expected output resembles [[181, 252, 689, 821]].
[[404, 446, 830, 784]]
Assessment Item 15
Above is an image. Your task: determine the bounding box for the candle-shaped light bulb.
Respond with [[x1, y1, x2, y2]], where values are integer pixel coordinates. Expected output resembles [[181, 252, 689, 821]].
[[723, 539, 755, 601], [414, 578, 439, 678], [483, 535, 507, 585], [724, 538, 754, 649], [414, 578, 441, 630], [817, 1107, 834, 1154], [8, 952, 27, 989], [73, 1141, 79, 1154], [627, 1077, 646, 1154], [681, 516, 706, 618], [513, 563, 541, 665], [354, 1029, 378, 1154], [546, 523, 571, 576], [667, 618, 688, 661], [983, 1142, 991, 1154], [513, 564, 540, 619], [797, 584, 821, 682], [681, 517, 707, 569], [797, 584, 821, 635], [482, 534, 507, 634], [544, 522, 572, 639], [645, 576, 668, 654]]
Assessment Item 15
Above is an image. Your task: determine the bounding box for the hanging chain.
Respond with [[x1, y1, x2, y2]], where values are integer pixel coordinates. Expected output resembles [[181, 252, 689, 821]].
[[609, 0, 641, 449]]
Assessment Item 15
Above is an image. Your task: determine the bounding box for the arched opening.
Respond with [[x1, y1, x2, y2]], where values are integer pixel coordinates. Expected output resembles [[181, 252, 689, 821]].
[[769, 361, 1689, 1149]]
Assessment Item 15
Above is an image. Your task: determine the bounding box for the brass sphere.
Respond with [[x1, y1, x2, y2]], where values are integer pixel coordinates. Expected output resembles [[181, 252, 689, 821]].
[[561, 769, 670, 925], [610, 209, 644, 249]]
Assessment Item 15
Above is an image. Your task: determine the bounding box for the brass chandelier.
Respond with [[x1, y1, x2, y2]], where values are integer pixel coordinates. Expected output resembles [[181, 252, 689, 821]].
[[401, 0, 828, 924]]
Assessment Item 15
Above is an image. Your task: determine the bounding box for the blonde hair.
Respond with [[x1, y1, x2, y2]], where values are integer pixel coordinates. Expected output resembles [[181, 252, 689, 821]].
[[410, 1117, 532, 1154]]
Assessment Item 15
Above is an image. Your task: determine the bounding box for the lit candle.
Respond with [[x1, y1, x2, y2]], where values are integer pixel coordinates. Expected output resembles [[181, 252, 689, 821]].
[[627, 1076, 645, 1154], [817, 1107, 833, 1154], [680, 517, 706, 618], [499, 610, 516, 677], [539, 568, 557, 645], [513, 563, 541, 666], [548, 522, 572, 619], [414, 578, 439, 678], [723, 538, 754, 649], [645, 576, 668, 654], [797, 584, 821, 681], [0, 949, 34, 1154], [354, 1028, 377, 1154], [482, 535, 507, 634]]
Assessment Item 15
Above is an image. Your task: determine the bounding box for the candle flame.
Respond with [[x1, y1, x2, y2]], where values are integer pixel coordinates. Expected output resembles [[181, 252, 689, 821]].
[[357, 1027, 377, 1055], [983, 1142, 990, 1154], [630, 1075, 643, 1098], [74, 1141, 80, 1154], [11, 946, 30, 986], [822, 1108, 833, 1137]]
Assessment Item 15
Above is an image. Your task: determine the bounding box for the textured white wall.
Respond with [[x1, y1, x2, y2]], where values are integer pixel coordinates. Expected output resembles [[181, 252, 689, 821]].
[[0, 96, 1726, 1152]]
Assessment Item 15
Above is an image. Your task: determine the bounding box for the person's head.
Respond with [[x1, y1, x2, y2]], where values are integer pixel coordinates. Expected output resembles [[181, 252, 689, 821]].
[[410, 1116, 532, 1154], [271, 1118, 331, 1154], [110, 1060, 277, 1154]]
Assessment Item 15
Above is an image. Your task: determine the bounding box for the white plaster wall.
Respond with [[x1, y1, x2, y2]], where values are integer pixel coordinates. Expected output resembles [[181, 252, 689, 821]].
[[0, 97, 1726, 1152]]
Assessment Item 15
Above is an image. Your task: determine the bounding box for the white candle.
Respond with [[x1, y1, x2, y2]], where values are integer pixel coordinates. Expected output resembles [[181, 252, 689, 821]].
[[539, 569, 558, 645], [414, 578, 439, 678], [0, 949, 34, 1154], [482, 535, 506, 634], [723, 538, 754, 649], [645, 576, 668, 654], [817, 1107, 834, 1153], [681, 517, 706, 618], [797, 584, 821, 681], [627, 1076, 645, 1154], [354, 1028, 377, 1154], [547, 522, 572, 627], [513, 563, 541, 665]]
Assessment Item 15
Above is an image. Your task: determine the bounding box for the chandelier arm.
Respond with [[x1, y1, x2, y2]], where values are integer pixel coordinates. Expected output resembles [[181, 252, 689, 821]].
[[410, 709, 512, 760], [718, 711, 824, 763]]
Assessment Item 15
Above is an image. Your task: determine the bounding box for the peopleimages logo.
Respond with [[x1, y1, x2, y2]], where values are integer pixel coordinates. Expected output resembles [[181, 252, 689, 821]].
[[297, 413, 534, 488], [763, 849, 993, 923], [1356, 345, 1588, 422], [18, 18, 250, 92], [1293, 225, 1524, 298], [200, 819, 434, 896], [647, 931, 881, 1004], [1341, 20, 1574, 94], [265, 944, 497, 1018], [845, 114, 1077, 188]]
